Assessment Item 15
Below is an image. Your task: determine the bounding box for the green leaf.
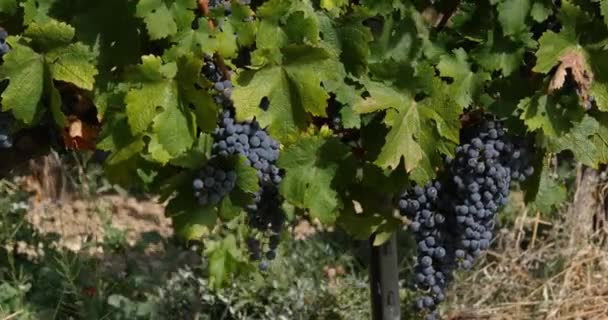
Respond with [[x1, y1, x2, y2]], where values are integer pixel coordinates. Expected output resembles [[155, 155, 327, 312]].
[[257, 0, 319, 46], [176, 54, 218, 132], [518, 94, 583, 137], [370, 9, 428, 63], [546, 115, 599, 167], [601, 0, 608, 29], [47, 72, 66, 127], [278, 135, 350, 225], [372, 231, 393, 246], [206, 235, 243, 288], [497, 0, 531, 36], [530, 2, 551, 22], [474, 29, 526, 76], [46, 43, 98, 90], [170, 133, 213, 169], [135, 0, 179, 40], [354, 78, 459, 182], [529, 160, 567, 214], [0, 43, 44, 124], [352, 81, 410, 115], [0, 0, 17, 14], [533, 31, 577, 73], [151, 103, 195, 158], [170, 200, 217, 240], [125, 56, 178, 134], [24, 19, 75, 51], [336, 184, 400, 240], [374, 101, 423, 173], [318, 14, 372, 75], [232, 45, 342, 141], [22, 0, 56, 23], [320, 0, 348, 12], [437, 48, 490, 108], [235, 156, 260, 194]]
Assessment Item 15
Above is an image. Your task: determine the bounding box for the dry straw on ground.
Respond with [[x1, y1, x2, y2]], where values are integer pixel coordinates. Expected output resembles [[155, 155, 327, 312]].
[[445, 195, 608, 320]]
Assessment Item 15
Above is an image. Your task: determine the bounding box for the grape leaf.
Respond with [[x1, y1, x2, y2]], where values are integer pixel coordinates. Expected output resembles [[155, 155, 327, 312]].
[[232, 45, 342, 141], [518, 94, 583, 137], [601, 0, 608, 29], [0, 43, 44, 124], [377, 105, 423, 173], [24, 19, 75, 50], [235, 156, 260, 194], [530, 2, 552, 22], [46, 43, 98, 90], [352, 81, 411, 115], [257, 0, 319, 46], [169, 133, 213, 169], [22, 0, 56, 23], [497, 0, 531, 36], [151, 101, 195, 158], [278, 135, 350, 225], [125, 56, 178, 134], [337, 185, 400, 240], [69, 0, 142, 82], [320, 0, 348, 12], [437, 48, 490, 108], [546, 115, 598, 167], [206, 235, 243, 289], [228, 3, 257, 47], [135, 0, 182, 40], [529, 160, 567, 214], [370, 9, 428, 63], [169, 14, 239, 59], [353, 78, 459, 181], [534, 31, 577, 73], [170, 202, 216, 240], [474, 29, 526, 76], [318, 14, 372, 76], [0, 0, 17, 14]]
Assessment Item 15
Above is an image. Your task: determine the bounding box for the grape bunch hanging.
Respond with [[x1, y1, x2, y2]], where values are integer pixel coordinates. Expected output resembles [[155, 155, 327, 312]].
[[195, 56, 285, 269], [397, 115, 534, 320], [0, 28, 12, 149]]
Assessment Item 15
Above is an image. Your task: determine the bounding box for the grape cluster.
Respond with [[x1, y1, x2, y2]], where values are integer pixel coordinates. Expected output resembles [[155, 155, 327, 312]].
[[397, 116, 534, 319], [202, 56, 233, 106], [0, 28, 9, 57], [209, 0, 252, 15], [201, 57, 285, 268], [193, 162, 237, 206], [213, 109, 281, 185], [447, 120, 518, 270], [0, 29, 12, 149], [397, 181, 450, 316], [326, 100, 343, 133], [213, 108, 284, 266], [0, 115, 12, 149]]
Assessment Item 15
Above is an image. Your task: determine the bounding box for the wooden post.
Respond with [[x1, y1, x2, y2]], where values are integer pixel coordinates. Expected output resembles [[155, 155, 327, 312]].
[[369, 232, 401, 320]]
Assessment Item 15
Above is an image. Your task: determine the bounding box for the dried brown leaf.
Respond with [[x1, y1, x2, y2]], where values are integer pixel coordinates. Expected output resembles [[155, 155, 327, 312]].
[[548, 50, 594, 109]]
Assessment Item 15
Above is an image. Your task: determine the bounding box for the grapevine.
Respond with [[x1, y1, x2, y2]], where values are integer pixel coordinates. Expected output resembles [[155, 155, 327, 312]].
[[0, 0, 607, 318]]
